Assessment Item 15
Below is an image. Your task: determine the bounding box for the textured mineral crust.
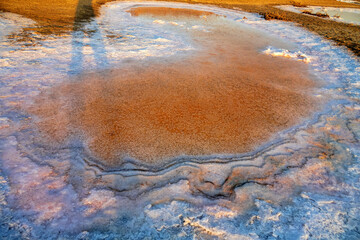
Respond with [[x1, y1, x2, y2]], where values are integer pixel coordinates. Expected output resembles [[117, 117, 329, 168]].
[[0, 2, 359, 239]]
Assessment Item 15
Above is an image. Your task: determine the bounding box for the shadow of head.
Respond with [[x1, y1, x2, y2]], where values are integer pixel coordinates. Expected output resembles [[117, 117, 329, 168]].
[[74, 0, 96, 29]]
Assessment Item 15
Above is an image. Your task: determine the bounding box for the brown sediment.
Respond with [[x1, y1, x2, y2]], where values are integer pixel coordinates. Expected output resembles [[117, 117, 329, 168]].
[[0, 0, 78, 23], [26, 11, 321, 166], [126, 7, 217, 18]]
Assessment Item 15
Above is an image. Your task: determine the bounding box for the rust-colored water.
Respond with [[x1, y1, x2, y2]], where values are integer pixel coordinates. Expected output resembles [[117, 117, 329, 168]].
[[27, 7, 320, 166]]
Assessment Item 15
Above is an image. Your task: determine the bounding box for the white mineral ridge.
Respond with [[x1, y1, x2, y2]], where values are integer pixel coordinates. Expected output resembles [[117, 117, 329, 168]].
[[263, 47, 312, 63]]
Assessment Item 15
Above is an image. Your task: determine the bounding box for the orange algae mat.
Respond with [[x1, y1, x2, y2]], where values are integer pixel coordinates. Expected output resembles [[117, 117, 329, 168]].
[[27, 7, 320, 166]]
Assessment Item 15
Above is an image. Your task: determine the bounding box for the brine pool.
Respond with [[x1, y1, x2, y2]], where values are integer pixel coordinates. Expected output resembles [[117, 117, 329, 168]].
[[0, 1, 360, 239]]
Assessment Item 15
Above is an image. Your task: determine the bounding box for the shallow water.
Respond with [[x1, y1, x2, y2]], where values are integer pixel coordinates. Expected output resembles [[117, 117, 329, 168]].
[[25, 6, 319, 166], [337, 0, 360, 5], [277, 5, 360, 25], [0, 1, 360, 239]]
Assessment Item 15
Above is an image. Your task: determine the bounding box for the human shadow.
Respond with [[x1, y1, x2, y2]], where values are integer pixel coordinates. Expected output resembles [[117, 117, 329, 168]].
[[69, 0, 109, 75]]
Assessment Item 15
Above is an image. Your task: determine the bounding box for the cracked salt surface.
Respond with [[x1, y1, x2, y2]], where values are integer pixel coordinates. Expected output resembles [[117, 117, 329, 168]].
[[0, 1, 360, 239]]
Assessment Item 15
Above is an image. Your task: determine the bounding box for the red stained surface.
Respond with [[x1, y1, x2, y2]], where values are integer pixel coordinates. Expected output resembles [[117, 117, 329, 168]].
[[27, 8, 320, 166]]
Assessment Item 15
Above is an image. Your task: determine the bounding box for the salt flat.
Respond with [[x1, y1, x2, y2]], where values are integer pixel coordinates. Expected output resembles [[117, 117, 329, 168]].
[[0, 1, 359, 239]]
